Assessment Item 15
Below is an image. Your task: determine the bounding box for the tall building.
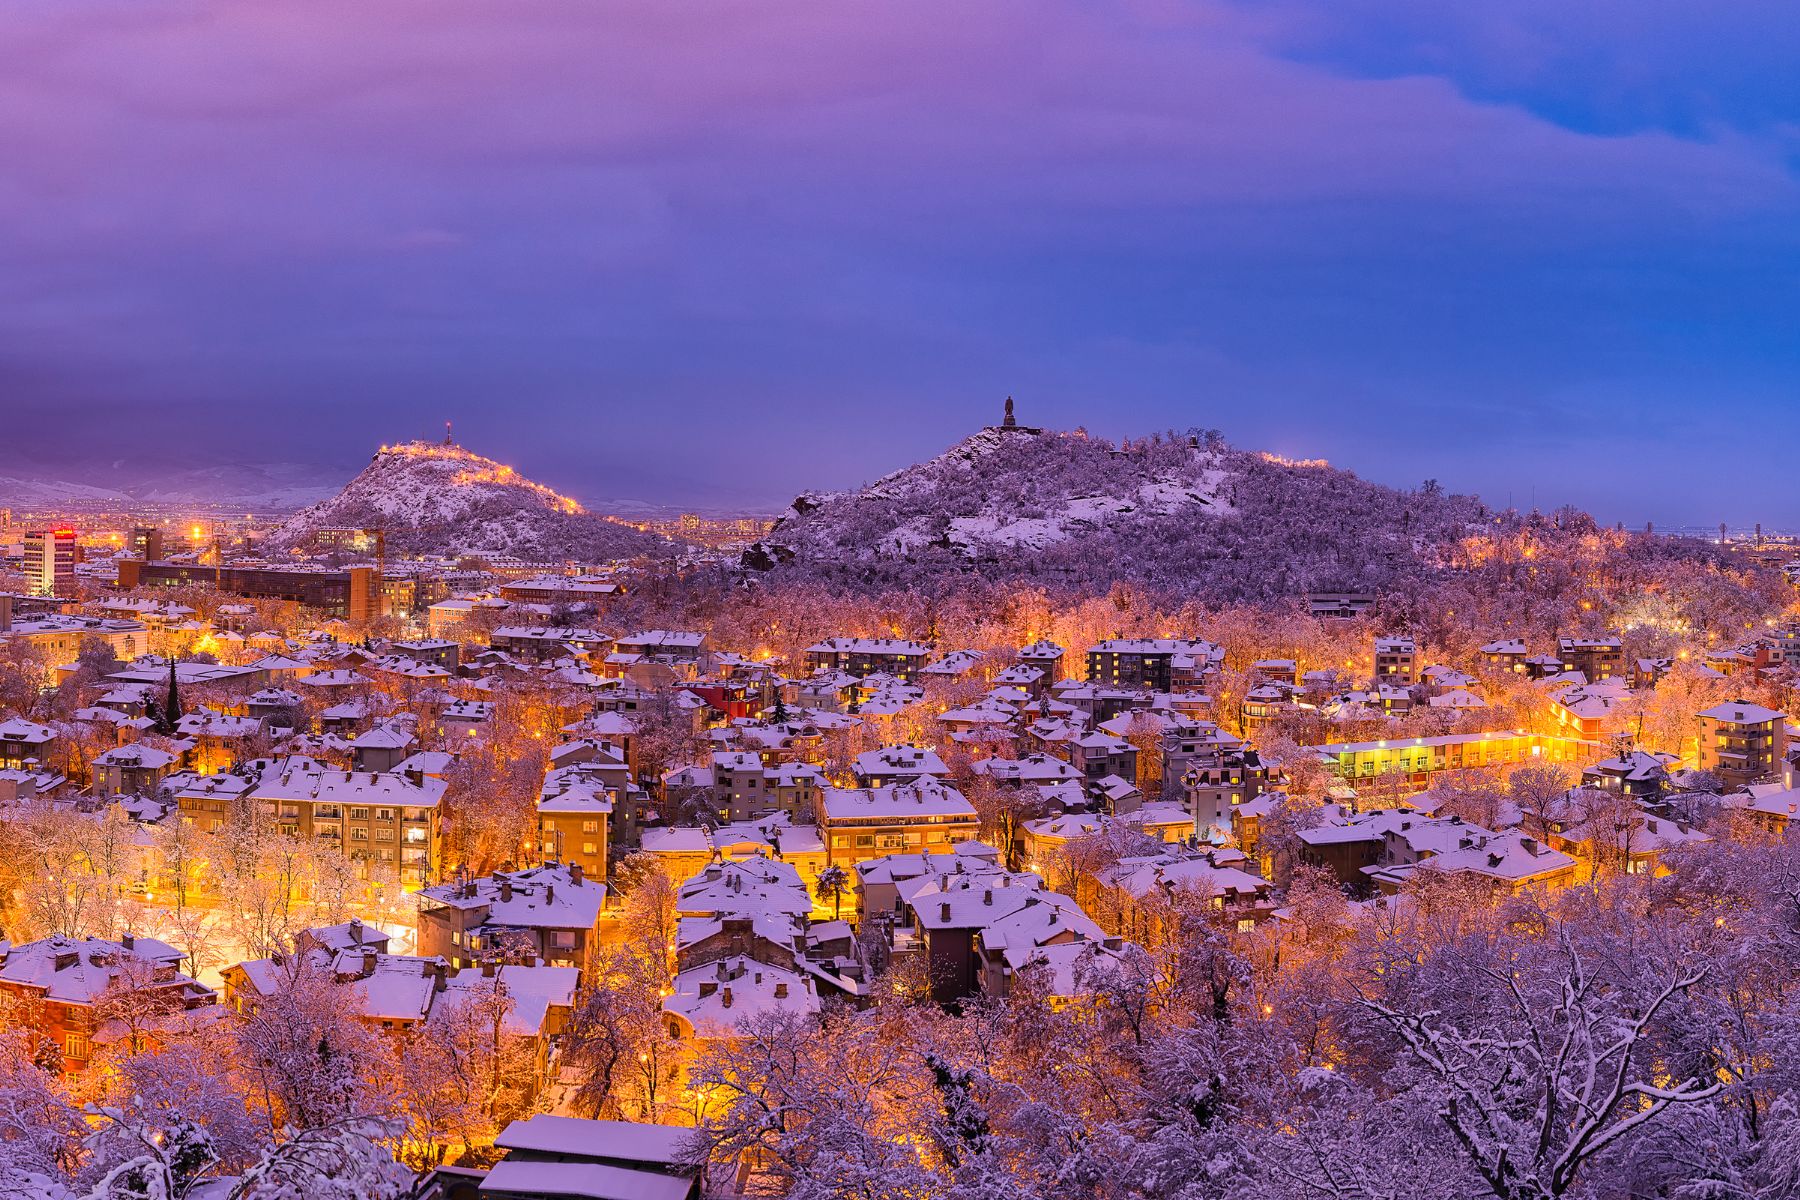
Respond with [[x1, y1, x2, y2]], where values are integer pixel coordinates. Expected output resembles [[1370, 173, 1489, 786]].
[[129, 526, 164, 561], [23, 529, 76, 597]]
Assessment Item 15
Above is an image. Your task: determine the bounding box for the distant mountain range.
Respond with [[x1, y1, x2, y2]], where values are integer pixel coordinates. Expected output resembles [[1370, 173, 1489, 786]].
[[745, 421, 1491, 599], [268, 440, 674, 562], [0, 463, 343, 511]]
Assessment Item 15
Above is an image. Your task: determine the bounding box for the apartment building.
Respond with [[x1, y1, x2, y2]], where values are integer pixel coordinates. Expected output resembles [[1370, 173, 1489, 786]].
[[1085, 638, 1219, 692], [1557, 636, 1625, 682], [1373, 637, 1417, 686], [23, 529, 77, 597], [178, 758, 448, 884], [821, 778, 979, 868], [804, 636, 932, 681], [1699, 700, 1788, 789], [536, 766, 616, 884]]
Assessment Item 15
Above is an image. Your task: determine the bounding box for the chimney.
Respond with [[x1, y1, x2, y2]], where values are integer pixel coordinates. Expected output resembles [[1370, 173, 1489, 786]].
[[482, 959, 496, 978], [431, 960, 448, 991], [350, 918, 364, 945], [500, 877, 513, 903], [545, 884, 554, 905], [570, 862, 584, 886], [361, 948, 377, 977], [121, 932, 135, 950], [983, 888, 992, 906], [722, 986, 734, 1009], [940, 902, 951, 922]]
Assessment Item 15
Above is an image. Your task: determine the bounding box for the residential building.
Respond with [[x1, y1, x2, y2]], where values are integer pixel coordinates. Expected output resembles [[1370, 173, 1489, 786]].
[[673, 752, 826, 823], [1085, 637, 1219, 691], [183, 757, 448, 884], [1181, 745, 1278, 831], [1557, 636, 1624, 682], [1017, 640, 1066, 683], [536, 765, 617, 883], [94, 744, 182, 796], [497, 575, 624, 606], [822, 778, 979, 868], [481, 1116, 700, 1200], [804, 636, 932, 681], [852, 744, 949, 788], [0, 934, 215, 1073], [1699, 700, 1788, 788], [23, 529, 77, 597], [1582, 749, 1677, 803], [0, 718, 56, 770], [641, 814, 827, 890], [1373, 637, 1417, 685], [489, 625, 611, 663], [1480, 638, 1529, 673], [118, 561, 386, 622], [416, 862, 607, 971]]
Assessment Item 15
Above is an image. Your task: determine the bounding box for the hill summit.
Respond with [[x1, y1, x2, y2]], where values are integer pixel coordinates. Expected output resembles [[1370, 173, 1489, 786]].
[[271, 440, 670, 562], [746, 413, 1490, 600]]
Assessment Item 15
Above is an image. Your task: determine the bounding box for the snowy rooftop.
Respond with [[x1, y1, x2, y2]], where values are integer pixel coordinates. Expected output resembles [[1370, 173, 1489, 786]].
[[664, 954, 820, 1036], [493, 1114, 692, 1168], [806, 636, 931, 656], [418, 862, 606, 930], [247, 759, 447, 810], [823, 778, 977, 824]]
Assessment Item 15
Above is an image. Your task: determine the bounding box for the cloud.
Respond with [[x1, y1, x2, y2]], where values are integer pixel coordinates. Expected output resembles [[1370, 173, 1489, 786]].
[[0, 1, 1794, 517]]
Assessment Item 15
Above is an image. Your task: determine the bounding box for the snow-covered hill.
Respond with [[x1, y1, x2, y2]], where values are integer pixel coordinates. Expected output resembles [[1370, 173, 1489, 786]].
[[746, 424, 1489, 600], [0, 463, 341, 511], [270, 441, 673, 562], [0, 475, 131, 506], [120, 463, 341, 509]]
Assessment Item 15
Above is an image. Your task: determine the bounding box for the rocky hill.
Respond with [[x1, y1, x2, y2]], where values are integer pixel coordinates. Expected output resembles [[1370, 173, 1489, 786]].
[[744, 422, 1490, 600], [270, 441, 672, 562]]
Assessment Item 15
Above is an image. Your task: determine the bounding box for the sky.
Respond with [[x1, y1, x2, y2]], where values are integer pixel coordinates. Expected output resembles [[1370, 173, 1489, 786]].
[[2, 0, 1798, 523]]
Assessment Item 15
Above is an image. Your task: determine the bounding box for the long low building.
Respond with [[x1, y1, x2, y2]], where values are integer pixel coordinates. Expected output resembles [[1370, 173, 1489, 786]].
[[174, 757, 446, 884], [1317, 729, 1601, 793], [118, 559, 387, 621]]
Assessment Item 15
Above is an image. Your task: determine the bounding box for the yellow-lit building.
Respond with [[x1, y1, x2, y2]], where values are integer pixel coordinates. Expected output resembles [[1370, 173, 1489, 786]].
[[174, 761, 446, 884], [1319, 730, 1599, 795]]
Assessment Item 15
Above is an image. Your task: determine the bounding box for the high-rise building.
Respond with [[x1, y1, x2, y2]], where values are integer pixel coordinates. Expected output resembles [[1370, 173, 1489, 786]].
[[23, 529, 76, 597], [129, 526, 164, 561]]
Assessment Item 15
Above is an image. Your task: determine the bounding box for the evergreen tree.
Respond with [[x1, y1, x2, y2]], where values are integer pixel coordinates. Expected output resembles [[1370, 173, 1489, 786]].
[[156, 657, 183, 735]]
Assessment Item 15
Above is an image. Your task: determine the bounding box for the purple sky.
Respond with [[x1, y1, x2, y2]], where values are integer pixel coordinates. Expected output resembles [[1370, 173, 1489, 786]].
[[3, 1, 1798, 522]]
